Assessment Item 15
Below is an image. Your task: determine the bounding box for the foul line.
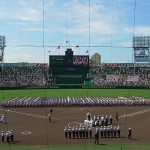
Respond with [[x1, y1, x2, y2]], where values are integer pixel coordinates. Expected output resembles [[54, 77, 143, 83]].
[[0, 108, 61, 120], [0, 108, 150, 121], [119, 108, 150, 118]]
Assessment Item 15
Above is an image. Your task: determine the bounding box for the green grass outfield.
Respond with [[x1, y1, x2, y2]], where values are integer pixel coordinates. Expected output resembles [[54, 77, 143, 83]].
[[0, 89, 150, 101], [1, 144, 150, 150]]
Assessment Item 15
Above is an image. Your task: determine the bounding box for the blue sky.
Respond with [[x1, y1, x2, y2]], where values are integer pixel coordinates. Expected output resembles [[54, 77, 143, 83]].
[[0, 0, 150, 63]]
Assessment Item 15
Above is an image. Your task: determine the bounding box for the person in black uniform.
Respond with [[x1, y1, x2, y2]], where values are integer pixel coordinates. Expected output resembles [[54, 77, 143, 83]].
[[6, 131, 10, 143], [116, 113, 119, 122], [50, 108, 53, 114], [94, 132, 99, 144], [10, 129, 14, 142], [68, 127, 71, 138], [128, 128, 132, 140], [1, 131, 5, 142]]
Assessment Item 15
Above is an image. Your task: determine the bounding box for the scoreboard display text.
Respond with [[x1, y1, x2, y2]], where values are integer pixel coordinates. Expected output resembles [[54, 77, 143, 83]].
[[49, 56, 89, 66]]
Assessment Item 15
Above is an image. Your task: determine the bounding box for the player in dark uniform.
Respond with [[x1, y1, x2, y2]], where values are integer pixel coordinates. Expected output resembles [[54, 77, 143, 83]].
[[67, 127, 71, 138], [128, 128, 132, 140], [116, 113, 119, 122], [50, 108, 53, 114], [10, 129, 14, 142], [1, 131, 5, 142], [94, 132, 99, 144]]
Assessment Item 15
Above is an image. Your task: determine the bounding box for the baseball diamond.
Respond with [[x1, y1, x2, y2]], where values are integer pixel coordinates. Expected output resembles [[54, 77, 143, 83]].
[[0, 103, 150, 146]]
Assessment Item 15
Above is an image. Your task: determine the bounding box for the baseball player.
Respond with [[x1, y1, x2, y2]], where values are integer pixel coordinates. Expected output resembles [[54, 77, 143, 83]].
[[1, 131, 5, 142], [128, 128, 132, 140]]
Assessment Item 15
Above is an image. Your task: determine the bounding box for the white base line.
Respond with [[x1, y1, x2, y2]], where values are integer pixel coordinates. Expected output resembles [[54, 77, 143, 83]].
[[0, 108, 150, 121], [119, 108, 150, 118]]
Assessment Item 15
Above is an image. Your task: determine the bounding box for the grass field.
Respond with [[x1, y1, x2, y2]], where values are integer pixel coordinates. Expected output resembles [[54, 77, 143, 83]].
[[0, 89, 150, 102]]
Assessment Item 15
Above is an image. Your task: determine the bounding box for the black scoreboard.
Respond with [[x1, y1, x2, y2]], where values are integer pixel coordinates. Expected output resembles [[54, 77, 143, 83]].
[[50, 56, 66, 66], [49, 49, 89, 75], [49, 49, 89, 66]]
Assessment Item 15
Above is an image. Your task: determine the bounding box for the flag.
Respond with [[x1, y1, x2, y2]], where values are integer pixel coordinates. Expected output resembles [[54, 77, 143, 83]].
[[56, 45, 60, 50], [66, 40, 69, 43]]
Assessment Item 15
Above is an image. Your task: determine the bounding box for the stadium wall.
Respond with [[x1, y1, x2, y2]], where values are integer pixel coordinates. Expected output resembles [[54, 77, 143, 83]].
[[0, 85, 150, 90]]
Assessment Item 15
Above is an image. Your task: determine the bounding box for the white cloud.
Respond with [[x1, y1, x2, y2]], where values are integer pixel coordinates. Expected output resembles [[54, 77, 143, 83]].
[[119, 41, 132, 47], [123, 26, 150, 35], [4, 53, 38, 63], [135, 27, 150, 35], [20, 8, 42, 21]]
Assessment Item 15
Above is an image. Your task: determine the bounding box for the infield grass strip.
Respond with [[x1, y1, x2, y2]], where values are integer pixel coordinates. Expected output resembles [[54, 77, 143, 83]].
[[1, 144, 150, 150], [0, 89, 150, 102]]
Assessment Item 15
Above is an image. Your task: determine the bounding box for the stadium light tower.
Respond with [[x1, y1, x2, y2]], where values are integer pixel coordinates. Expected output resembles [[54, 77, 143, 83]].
[[132, 36, 150, 64], [0, 36, 6, 64]]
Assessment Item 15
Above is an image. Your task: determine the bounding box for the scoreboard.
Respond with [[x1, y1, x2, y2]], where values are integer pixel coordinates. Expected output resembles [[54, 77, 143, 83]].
[[50, 56, 66, 66], [49, 56, 89, 66], [49, 49, 89, 75]]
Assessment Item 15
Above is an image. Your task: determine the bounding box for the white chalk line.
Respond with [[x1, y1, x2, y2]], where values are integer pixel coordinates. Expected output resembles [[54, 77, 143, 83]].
[[0, 108, 150, 121], [119, 108, 150, 118], [21, 131, 31, 135], [0, 108, 61, 121]]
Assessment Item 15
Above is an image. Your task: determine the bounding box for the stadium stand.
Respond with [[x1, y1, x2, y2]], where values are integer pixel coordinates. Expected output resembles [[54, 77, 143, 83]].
[[89, 64, 150, 86], [0, 63, 150, 88], [0, 63, 48, 88]]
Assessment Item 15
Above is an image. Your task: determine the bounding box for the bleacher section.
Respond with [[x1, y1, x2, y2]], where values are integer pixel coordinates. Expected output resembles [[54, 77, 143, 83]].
[[0, 63, 150, 88]]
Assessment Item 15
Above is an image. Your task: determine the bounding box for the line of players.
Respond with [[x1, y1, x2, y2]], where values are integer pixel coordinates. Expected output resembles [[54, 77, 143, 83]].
[[93, 114, 113, 127], [64, 125, 120, 139], [64, 126, 92, 139], [96, 125, 120, 138]]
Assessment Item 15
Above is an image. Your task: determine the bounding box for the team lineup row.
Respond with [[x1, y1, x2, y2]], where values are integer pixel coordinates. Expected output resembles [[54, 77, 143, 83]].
[[64, 125, 121, 139], [1, 96, 150, 107]]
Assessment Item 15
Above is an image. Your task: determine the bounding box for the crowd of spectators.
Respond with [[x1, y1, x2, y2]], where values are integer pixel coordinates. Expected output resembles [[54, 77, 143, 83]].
[[0, 63, 150, 87], [1, 96, 150, 107], [0, 64, 48, 87], [89, 65, 150, 86]]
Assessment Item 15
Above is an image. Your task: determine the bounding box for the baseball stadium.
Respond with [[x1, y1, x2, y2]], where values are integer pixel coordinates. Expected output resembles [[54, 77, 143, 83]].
[[0, 0, 150, 150]]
